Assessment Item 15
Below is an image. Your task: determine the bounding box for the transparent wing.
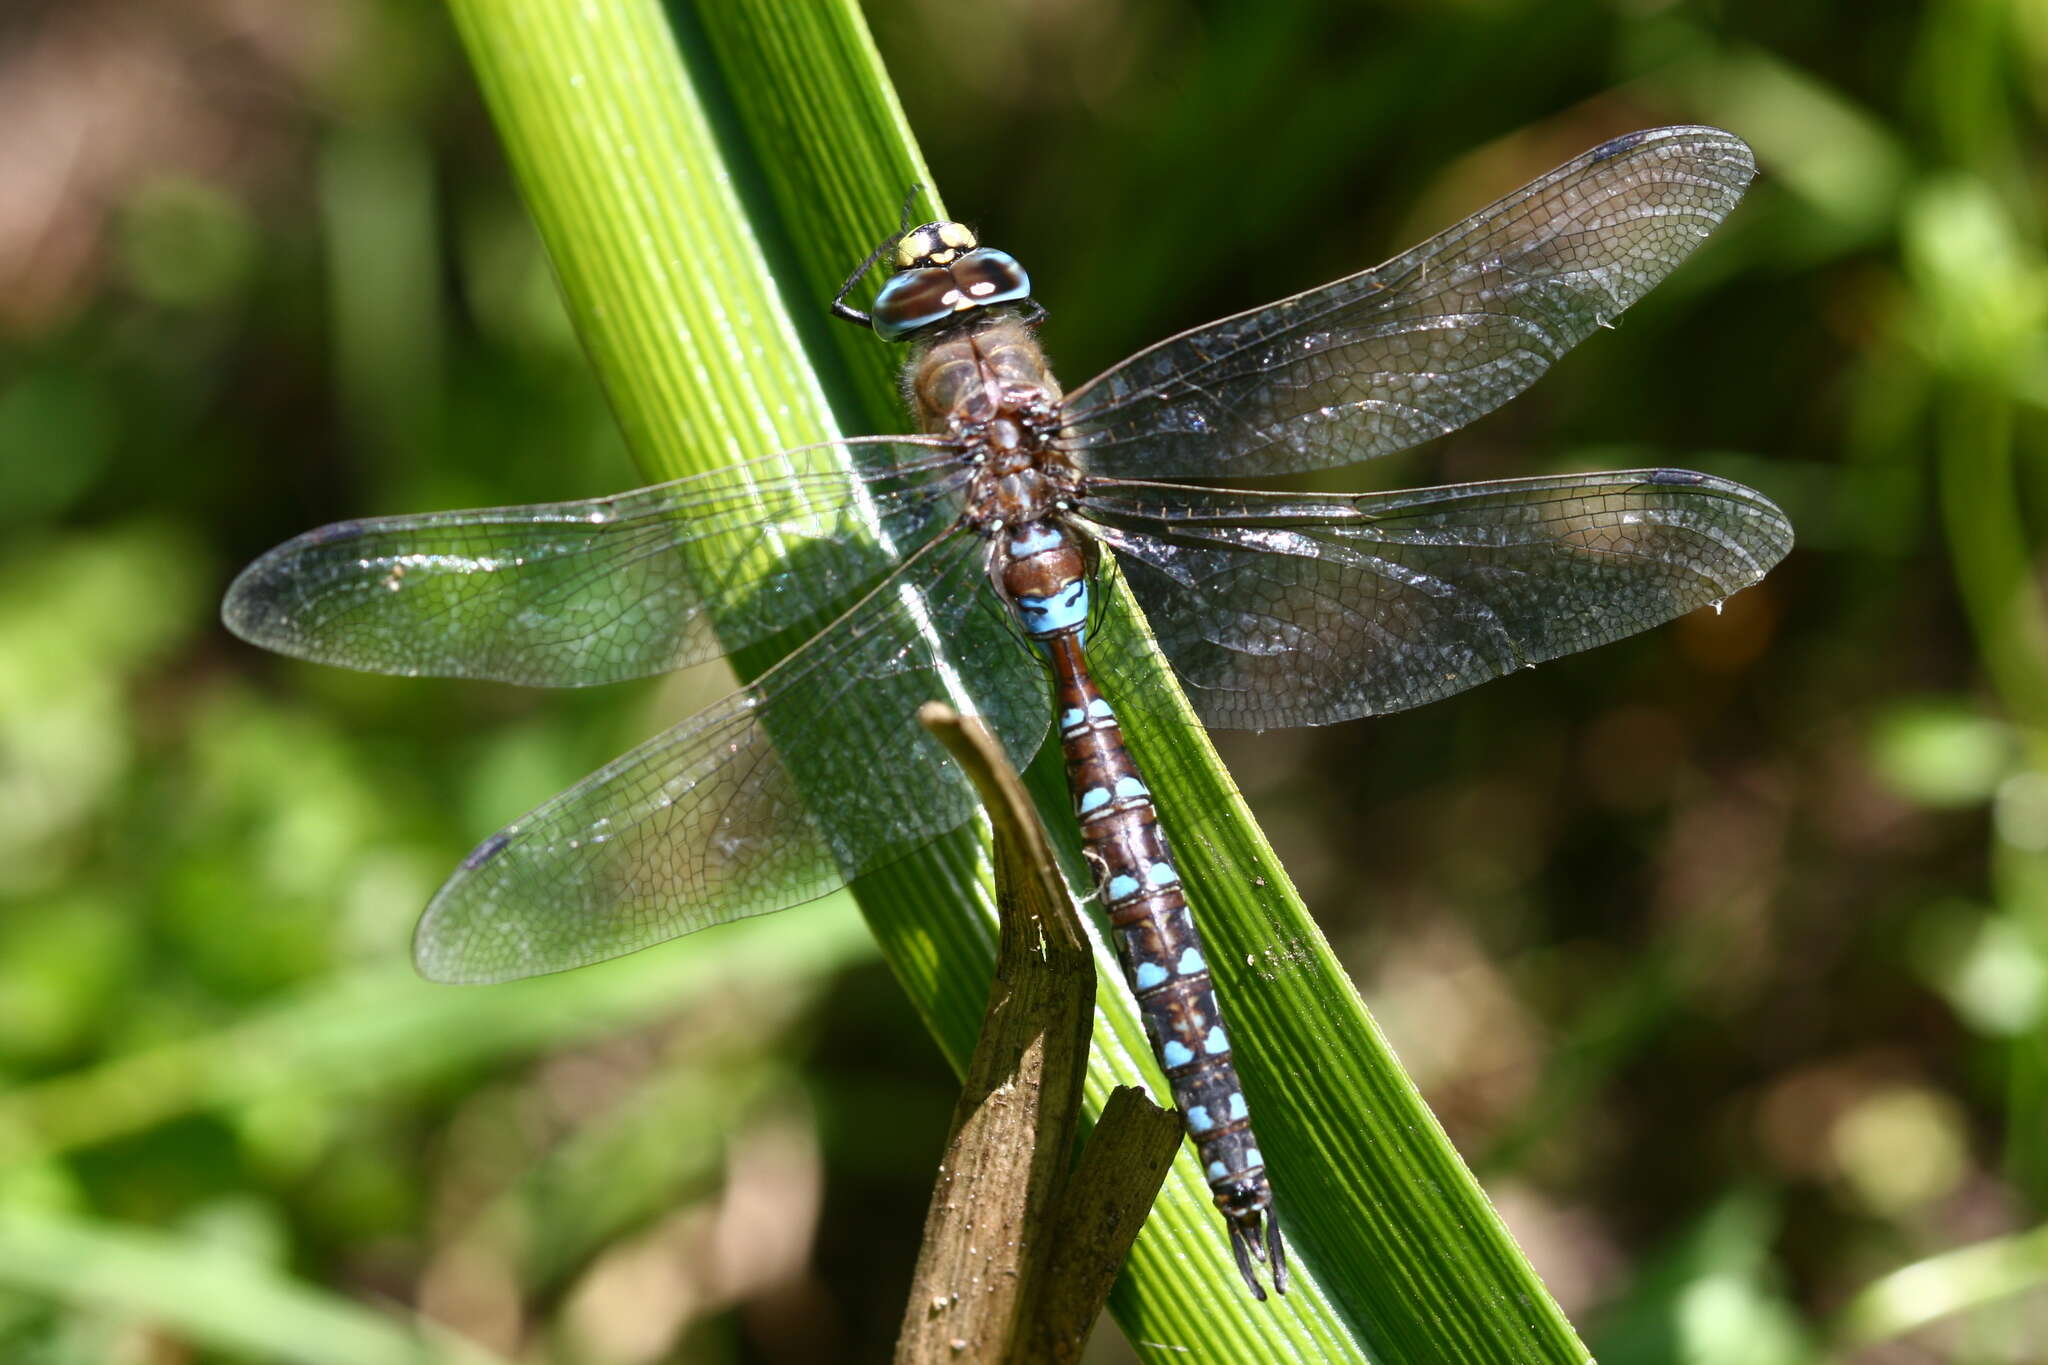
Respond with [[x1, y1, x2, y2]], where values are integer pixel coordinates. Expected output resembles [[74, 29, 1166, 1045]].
[[222, 438, 969, 686], [413, 528, 1048, 983], [1060, 127, 1755, 479], [1081, 469, 1792, 730]]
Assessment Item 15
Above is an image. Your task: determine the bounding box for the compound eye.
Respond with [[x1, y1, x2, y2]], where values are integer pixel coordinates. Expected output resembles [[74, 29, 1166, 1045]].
[[869, 267, 958, 340], [947, 249, 1031, 310], [869, 248, 1034, 342]]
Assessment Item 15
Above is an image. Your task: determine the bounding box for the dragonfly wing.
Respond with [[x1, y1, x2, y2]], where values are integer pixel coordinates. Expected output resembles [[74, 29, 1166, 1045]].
[[1081, 470, 1792, 730], [414, 529, 1049, 982], [223, 439, 969, 686], [1060, 127, 1755, 479]]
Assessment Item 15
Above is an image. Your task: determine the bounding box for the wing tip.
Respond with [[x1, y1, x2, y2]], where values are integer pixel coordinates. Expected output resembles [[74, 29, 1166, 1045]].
[[220, 519, 378, 651], [1589, 124, 1757, 195], [1592, 123, 1752, 156], [412, 830, 539, 984], [219, 547, 295, 650], [412, 892, 515, 987], [1639, 466, 1796, 569]]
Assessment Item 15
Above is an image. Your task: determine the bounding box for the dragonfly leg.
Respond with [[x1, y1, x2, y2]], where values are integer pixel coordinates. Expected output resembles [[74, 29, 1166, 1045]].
[[830, 184, 928, 329]]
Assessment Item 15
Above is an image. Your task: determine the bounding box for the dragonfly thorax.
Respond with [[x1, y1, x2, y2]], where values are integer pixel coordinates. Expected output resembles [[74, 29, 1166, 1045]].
[[995, 520, 1090, 644], [907, 312, 1079, 534], [959, 406, 1081, 532]]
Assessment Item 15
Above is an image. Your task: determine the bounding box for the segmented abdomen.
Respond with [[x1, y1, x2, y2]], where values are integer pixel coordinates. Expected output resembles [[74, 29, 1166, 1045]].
[[1041, 632, 1270, 1208]]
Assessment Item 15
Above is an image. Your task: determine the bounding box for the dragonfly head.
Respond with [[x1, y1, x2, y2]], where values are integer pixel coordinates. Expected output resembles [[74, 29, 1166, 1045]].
[[869, 222, 1035, 342]]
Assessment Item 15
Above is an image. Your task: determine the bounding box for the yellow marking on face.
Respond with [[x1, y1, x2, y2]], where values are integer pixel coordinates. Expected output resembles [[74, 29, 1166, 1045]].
[[891, 232, 930, 270], [893, 221, 978, 270]]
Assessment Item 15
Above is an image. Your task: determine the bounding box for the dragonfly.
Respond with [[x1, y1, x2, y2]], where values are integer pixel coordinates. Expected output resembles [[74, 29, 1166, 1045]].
[[224, 125, 1791, 1299]]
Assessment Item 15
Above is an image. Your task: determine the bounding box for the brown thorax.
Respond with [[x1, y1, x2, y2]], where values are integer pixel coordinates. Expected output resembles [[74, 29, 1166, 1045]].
[[956, 388, 1081, 536]]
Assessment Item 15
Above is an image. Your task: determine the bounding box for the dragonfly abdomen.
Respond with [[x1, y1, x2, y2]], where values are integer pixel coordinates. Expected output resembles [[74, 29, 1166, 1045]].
[[1047, 630, 1286, 1296], [997, 518, 1287, 1298]]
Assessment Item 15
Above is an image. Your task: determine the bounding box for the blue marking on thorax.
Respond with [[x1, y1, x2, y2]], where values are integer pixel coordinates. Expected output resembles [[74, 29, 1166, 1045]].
[[1015, 579, 1089, 642], [1007, 522, 1063, 559], [1245, 1147, 1264, 1168], [1207, 1160, 1228, 1180]]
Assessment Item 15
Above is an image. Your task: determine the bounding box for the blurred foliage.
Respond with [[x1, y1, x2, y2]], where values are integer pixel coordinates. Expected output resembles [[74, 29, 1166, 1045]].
[[0, 0, 2044, 1361]]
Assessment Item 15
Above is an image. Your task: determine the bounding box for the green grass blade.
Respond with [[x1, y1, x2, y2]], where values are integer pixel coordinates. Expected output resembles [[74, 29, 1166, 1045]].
[[445, 0, 1590, 1357], [0, 912, 872, 1161], [0, 1209, 507, 1365], [1831, 1218, 2048, 1350]]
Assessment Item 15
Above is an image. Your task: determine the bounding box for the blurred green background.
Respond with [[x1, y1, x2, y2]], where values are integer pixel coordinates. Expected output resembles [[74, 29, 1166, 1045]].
[[2, 0, 2045, 1361]]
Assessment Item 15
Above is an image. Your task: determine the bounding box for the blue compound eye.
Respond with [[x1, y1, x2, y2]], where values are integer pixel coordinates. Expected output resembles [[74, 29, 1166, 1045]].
[[952, 249, 1032, 309], [870, 248, 1033, 342], [871, 268, 957, 341]]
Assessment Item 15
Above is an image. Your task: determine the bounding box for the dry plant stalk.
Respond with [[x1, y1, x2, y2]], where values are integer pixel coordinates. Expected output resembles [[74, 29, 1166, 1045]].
[[896, 704, 1180, 1363]]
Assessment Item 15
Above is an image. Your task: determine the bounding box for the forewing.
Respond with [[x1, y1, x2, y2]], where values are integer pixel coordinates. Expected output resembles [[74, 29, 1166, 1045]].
[[413, 530, 1049, 982], [1061, 127, 1755, 479], [223, 439, 968, 686], [1082, 470, 1791, 730]]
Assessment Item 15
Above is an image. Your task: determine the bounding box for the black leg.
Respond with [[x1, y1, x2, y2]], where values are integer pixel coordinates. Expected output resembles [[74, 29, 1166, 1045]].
[[828, 184, 928, 330]]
